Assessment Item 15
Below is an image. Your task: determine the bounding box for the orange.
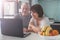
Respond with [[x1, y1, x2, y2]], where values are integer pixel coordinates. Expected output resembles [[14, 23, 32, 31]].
[[49, 33, 53, 36], [49, 30, 53, 36], [52, 30, 59, 36], [40, 32, 43, 35]]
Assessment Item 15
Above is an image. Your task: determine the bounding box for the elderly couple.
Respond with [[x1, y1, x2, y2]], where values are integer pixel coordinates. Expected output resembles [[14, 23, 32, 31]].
[[16, 2, 50, 33]]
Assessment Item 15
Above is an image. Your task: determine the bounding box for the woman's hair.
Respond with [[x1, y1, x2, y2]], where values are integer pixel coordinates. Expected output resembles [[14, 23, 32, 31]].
[[30, 4, 44, 17]]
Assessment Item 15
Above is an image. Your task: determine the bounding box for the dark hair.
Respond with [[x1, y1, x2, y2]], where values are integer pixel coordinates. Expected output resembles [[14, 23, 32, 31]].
[[30, 4, 44, 17]]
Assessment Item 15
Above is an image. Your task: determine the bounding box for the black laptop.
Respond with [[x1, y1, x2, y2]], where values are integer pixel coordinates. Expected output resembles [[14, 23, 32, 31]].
[[1, 18, 31, 38]]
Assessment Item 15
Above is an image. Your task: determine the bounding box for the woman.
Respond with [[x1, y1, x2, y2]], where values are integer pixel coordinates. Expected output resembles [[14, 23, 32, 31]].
[[28, 4, 50, 33]]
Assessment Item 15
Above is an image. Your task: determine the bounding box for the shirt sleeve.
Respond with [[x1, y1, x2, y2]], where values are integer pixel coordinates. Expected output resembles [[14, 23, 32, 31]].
[[40, 17, 50, 28]]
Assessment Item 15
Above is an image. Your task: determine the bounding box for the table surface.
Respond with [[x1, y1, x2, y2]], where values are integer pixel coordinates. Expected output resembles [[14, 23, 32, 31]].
[[0, 33, 60, 40]]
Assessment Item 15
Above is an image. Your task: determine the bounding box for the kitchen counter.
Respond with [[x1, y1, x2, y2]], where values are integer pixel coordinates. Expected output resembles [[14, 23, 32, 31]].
[[0, 33, 60, 40], [51, 23, 60, 25]]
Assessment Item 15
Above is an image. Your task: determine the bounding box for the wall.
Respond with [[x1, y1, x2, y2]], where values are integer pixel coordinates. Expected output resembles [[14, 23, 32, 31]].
[[31, 0, 38, 5], [18, 0, 38, 5], [39, 0, 60, 22]]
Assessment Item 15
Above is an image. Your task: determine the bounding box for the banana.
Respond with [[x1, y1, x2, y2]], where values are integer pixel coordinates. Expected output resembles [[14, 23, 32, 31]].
[[41, 26, 48, 32], [43, 32, 46, 36], [41, 26, 52, 36], [45, 26, 52, 36]]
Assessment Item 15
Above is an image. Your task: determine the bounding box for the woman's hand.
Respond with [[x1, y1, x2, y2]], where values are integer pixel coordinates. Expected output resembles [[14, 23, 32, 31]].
[[28, 22, 41, 33], [29, 25, 40, 33], [32, 27, 41, 33]]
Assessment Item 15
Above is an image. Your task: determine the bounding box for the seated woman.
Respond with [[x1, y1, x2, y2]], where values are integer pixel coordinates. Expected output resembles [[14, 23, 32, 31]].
[[28, 4, 50, 33]]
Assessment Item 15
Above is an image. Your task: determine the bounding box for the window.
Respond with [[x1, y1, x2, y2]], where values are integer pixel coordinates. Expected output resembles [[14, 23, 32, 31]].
[[1, 0, 32, 18], [4, 2, 15, 16], [3, 0, 17, 18], [0, 0, 2, 18]]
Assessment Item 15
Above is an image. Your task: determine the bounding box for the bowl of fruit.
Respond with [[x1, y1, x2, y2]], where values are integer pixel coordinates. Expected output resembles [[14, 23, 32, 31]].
[[38, 26, 60, 40]]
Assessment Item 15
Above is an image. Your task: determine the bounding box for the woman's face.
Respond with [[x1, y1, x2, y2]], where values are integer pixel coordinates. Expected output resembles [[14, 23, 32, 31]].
[[31, 11, 39, 19]]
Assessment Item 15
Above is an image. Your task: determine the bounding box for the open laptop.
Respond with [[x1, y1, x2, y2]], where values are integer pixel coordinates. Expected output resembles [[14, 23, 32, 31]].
[[1, 18, 31, 38]]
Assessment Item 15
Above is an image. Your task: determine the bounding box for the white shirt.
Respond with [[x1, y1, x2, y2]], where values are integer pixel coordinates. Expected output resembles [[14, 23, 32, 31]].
[[40, 17, 50, 28], [29, 17, 50, 29]]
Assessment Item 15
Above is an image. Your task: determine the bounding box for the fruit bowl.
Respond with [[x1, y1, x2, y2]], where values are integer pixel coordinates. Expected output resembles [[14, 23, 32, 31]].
[[38, 32, 60, 40]]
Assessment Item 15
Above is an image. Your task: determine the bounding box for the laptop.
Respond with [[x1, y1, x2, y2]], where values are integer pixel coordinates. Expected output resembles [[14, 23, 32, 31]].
[[1, 18, 31, 38]]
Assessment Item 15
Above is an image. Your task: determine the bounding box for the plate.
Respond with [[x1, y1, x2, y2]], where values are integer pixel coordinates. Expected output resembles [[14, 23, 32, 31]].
[[38, 32, 60, 40]]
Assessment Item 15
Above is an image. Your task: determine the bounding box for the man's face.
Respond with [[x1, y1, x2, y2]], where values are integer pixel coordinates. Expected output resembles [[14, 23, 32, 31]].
[[21, 5, 29, 15]]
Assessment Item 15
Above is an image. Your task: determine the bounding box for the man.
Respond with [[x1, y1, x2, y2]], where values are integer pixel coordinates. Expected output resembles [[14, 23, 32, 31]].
[[19, 3, 31, 32]]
